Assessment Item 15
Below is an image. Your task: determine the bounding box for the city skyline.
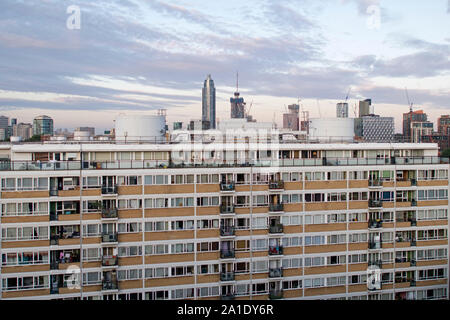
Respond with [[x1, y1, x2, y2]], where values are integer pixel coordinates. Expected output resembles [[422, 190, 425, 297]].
[[0, 1, 449, 132]]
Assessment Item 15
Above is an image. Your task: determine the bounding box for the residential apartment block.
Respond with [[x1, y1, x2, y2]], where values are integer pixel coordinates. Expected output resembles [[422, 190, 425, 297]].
[[0, 140, 448, 300]]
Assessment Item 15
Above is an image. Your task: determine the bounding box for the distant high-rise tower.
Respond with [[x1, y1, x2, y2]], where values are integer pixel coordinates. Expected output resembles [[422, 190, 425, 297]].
[[33, 115, 53, 136], [359, 99, 372, 117], [230, 72, 246, 119], [336, 103, 348, 118], [202, 74, 216, 129], [283, 104, 300, 130]]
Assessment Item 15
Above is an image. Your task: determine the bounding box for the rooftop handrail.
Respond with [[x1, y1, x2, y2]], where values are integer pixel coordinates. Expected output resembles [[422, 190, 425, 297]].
[[0, 156, 447, 171]]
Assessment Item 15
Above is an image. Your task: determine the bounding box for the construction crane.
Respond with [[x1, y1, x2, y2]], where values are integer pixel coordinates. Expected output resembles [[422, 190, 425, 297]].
[[405, 87, 413, 112], [344, 87, 351, 103]]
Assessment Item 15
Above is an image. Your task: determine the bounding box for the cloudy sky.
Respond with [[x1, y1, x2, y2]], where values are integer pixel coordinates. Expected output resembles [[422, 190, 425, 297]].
[[0, 0, 449, 133]]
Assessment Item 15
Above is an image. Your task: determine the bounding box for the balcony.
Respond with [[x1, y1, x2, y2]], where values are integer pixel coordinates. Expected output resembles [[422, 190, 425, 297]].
[[101, 186, 117, 195], [268, 246, 283, 256], [50, 189, 59, 197], [269, 289, 283, 300], [102, 256, 118, 267], [411, 199, 417, 207], [410, 218, 417, 226], [410, 259, 416, 267], [220, 226, 235, 237], [220, 205, 235, 214], [220, 272, 235, 282], [220, 293, 235, 300], [269, 224, 284, 234], [368, 241, 382, 249], [410, 239, 416, 247], [368, 219, 383, 229], [220, 250, 235, 259], [220, 182, 235, 192], [368, 199, 383, 208], [50, 261, 59, 270], [368, 179, 382, 187], [102, 232, 118, 243], [269, 203, 284, 212], [102, 280, 119, 291], [269, 180, 284, 190], [368, 260, 382, 268], [101, 208, 118, 219], [269, 268, 283, 278]]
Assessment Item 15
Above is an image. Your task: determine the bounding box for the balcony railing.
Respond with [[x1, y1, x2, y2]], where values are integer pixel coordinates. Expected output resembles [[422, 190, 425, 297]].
[[50, 261, 59, 270], [269, 224, 284, 234], [269, 203, 284, 212], [368, 241, 382, 249], [101, 208, 118, 219], [101, 186, 117, 195], [368, 199, 383, 208], [49, 189, 59, 197], [220, 250, 235, 259], [269, 289, 283, 300], [220, 272, 235, 282], [269, 268, 283, 278], [368, 179, 382, 187], [269, 180, 284, 190], [220, 182, 235, 191], [411, 199, 417, 207], [102, 256, 118, 266], [268, 246, 283, 256], [102, 232, 118, 243], [102, 280, 119, 291], [220, 293, 235, 300], [220, 205, 235, 214], [220, 226, 235, 236], [368, 260, 382, 268], [368, 220, 383, 229], [1, 156, 447, 172]]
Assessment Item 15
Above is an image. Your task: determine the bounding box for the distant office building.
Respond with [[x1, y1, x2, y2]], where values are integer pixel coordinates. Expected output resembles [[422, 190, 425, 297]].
[[0, 115, 9, 141], [33, 115, 54, 136], [76, 127, 95, 136], [403, 110, 428, 142], [283, 104, 300, 131], [10, 118, 17, 126], [354, 115, 394, 142], [202, 75, 216, 129], [336, 102, 349, 118], [13, 123, 33, 141], [188, 119, 210, 131], [359, 99, 372, 117], [438, 115, 450, 135], [411, 121, 434, 143]]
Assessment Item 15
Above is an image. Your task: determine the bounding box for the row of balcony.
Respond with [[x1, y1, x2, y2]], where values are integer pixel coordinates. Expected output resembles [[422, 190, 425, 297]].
[[219, 268, 283, 282], [220, 181, 284, 191], [220, 224, 283, 236], [368, 218, 417, 229], [368, 199, 417, 208], [221, 289, 283, 300], [220, 203, 284, 214], [2, 156, 447, 172], [220, 246, 284, 259], [368, 179, 417, 187]]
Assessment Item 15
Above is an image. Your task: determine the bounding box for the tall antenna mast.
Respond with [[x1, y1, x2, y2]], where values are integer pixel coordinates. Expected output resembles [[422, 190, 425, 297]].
[[236, 71, 239, 93]]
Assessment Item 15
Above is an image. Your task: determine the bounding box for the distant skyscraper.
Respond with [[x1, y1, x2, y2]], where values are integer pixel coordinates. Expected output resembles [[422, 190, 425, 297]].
[[33, 115, 54, 136], [283, 104, 300, 130], [202, 74, 216, 129], [230, 73, 246, 119], [403, 110, 428, 142], [336, 103, 348, 118], [359, 99, 372, 117]]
